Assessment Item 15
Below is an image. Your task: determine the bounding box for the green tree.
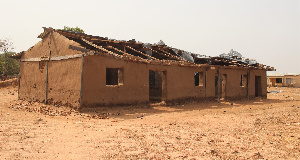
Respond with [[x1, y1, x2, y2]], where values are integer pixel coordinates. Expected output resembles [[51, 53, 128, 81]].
[[62, 26, 85, 33], [0, 52, 20, 75], [0, 38, 19, 76]]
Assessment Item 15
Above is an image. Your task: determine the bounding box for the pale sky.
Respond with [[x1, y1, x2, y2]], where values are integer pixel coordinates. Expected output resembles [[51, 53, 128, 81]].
[[1, 0, 299, 73]]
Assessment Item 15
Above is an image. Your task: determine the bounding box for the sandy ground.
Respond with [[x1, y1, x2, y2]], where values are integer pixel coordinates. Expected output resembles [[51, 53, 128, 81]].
[[0, 86, 299, 159]]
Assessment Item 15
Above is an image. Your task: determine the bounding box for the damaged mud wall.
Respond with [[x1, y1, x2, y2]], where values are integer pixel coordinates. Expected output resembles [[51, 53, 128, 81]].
[[81, 55, 268, 108], [19, 34, 52, 102], [207, 68, 267, 100], [47, 58, 82, 108], [81, 55, 149, 107], [164, 66, 207, 103], [19, 61, 47, 102], [19, 31, 83, 108], [248, 70, 267, 99], [81, 55, 209, 107], [21, 32, 82, 60], [217, 68, 248, 100], [19, 59, 82, 107]]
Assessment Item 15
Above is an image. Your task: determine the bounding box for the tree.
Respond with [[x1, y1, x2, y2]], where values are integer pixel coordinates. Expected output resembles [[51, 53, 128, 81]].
[[0, 52, 20, 75], [62, 26, 85, 33], [0, 38, 14, 53], [0, 38, 19, 77]]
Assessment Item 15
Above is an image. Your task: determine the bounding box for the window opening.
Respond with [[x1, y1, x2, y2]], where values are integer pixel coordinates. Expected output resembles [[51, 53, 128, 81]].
[[286, 78, 293, 84], [106, 68, 124, 85], [240, 75, 247, 87], [194, 72, 204, 86], [276, 78, 282, 83]]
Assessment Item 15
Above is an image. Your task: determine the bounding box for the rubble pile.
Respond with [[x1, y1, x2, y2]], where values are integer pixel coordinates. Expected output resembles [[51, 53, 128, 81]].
[[9, 101, 113, 119], [10, 103, 72, 116]]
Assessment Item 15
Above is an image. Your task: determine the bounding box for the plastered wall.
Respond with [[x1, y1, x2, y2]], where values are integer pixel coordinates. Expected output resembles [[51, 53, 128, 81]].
[[19, 61, 46, 101], [218, 68, 248, 99], [81, 55, 267, 107], [248, 70, 267, 98], [46, 58, 82, 107], [22, 32, 82, 59], [294, 75, 300, 88], [81, 55, 212, 107], [19, 32, 82, 108], [81, 55, 149, 107]]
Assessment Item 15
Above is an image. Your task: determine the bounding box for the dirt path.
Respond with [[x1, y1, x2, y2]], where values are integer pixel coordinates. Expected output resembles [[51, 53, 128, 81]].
[[0, 87, 299, 159]]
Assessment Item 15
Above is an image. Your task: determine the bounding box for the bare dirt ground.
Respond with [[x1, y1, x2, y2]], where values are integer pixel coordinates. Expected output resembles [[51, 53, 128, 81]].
[[0, 85, 299, 159]]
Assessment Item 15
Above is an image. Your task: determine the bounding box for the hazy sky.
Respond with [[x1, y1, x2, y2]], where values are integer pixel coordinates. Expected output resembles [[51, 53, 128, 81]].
[[1, 0, 299, 73]]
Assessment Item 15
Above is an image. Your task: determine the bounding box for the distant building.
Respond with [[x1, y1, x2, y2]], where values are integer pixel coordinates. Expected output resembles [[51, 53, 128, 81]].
[[267, 73, 300, 87]]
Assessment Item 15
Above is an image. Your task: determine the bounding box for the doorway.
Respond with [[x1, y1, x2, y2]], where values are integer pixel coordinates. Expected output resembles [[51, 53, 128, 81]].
[[149, 70, 166, 102], [221, 74, 227, 99], [215, 74, 218, 99], [215, 74, 227, 100], [255, 76, 262, 97]]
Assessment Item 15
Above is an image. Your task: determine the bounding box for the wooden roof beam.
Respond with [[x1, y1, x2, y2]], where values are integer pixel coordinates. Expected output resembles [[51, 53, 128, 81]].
[[69, 45, 90, 52], [107, 45, 143, 60], [148, 48, 177, 60], [81, 38, 122, 58], [125, 45, 157, 60], [157, 48, 189, 62]]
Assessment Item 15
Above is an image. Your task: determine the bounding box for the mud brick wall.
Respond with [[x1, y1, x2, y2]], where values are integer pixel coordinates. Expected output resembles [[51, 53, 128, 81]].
[[81, 55, 267, 108], [19, 32, 82, 108], [46, 58, 81, 108]]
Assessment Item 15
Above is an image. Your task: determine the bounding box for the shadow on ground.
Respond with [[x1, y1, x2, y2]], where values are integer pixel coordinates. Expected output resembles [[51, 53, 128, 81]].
[[80, 97, 290, 120]]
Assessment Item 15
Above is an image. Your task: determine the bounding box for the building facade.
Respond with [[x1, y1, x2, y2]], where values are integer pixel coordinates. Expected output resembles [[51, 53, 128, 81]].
[[267, 73, 300, 87], [13, 27, 274, 110]]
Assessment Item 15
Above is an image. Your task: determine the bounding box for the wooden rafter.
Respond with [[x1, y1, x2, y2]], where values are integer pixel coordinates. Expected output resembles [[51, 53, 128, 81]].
[[125, 45, 157, 60], [46, 28, 275, 70], [157, 48, 189, 62], [69, 45, 90, 52], [107, 45, 143, 60], [81, 38, 122, 58], [146, 47, 177, 60]]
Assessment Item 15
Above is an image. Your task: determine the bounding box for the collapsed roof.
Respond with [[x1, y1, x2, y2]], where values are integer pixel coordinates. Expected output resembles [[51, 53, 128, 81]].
[[13, 27, 275, 71]]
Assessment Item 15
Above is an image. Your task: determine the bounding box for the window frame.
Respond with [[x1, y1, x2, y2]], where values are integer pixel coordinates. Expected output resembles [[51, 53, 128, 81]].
[[106, 68, 124, 86], [194, 72, 204, 87], [275, 78, 283, 83], [240, 75, 247, 87], [286, 78, 293, 84]]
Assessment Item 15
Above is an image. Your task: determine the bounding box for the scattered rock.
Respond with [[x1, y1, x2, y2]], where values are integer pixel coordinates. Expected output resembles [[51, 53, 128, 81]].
[[254, 118, 262, 125], [252, 152, 263, 159], [232, 150, 239, 154]]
